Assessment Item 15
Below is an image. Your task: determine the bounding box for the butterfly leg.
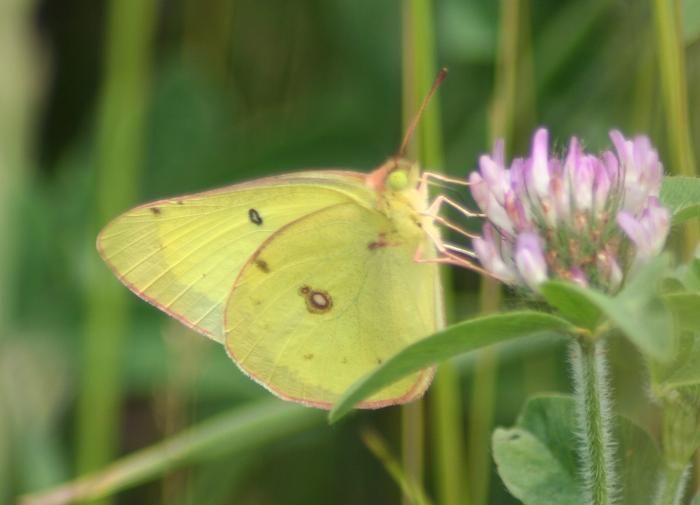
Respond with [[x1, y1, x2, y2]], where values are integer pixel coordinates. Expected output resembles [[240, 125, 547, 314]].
[[415, 217, 492, 275], [425, 194, 483, 219], [413, 241, 491, 276], [415, 174, 492, 274], [419, 171, 474, 191]]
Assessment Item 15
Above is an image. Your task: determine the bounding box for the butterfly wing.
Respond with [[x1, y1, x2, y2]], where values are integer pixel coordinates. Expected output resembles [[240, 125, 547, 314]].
[[224, 201, 438, 408], [97, 172, 375, 342]]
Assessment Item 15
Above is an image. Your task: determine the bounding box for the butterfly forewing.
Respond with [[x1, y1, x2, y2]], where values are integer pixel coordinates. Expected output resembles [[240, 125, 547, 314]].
[[97, 173, 374, 342]]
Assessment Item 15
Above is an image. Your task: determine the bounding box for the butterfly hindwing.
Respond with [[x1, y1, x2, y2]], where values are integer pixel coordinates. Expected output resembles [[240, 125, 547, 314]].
[[97, 172, 374, 342], [224, 202, 438, 408]]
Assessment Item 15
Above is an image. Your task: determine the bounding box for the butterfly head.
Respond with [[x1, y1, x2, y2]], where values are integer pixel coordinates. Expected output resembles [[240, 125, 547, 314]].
[[368, 157, 421, 194], [387, 158, 421, 192]]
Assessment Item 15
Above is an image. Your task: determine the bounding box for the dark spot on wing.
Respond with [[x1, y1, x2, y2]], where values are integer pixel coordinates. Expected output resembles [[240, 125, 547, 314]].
[[508, 432, 520, 441], [303, 353, 314, 360], [341, 357, 348, 364], [150, 207, 161, 215], [299, 285, 333, 314], [255, 259, 270, 273], [368, 232, 399, 250], [376, 358, 383, 365], [176, 200, 184, 205], [248, 208, 263, 225]]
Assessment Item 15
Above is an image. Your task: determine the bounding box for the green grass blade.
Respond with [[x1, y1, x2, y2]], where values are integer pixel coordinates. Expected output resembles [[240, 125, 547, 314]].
[[362, 430, 435, 505], [652, 0, 699, 258], [76, 0, 158, 484], [402, 0, 444, 501], [22, 400, 323, 505]]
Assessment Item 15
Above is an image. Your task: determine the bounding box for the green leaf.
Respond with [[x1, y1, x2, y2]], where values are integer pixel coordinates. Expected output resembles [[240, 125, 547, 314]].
[[682, 251, 700, 290], [492, 427, 581, 505], [655, 331, 700, 388], [493, 395, 660, 505], [691, 491, 700, 505], [516, 395, 578, 478], [621, 254, 671, 297], [328, 312, 573, 423], [664, 292, 700, 332], [616, 413, 662, 505], [661, 176, 700, 224], [542, 257, 673, 361], [539, 281, 603, 330]]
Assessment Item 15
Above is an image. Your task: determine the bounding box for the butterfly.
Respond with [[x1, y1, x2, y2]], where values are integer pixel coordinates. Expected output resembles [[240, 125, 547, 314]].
[[97, 69, 479, 409]]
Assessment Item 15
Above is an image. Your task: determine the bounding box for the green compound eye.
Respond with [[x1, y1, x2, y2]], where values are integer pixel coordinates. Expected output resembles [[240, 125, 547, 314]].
[[388, 170, 409, 191]]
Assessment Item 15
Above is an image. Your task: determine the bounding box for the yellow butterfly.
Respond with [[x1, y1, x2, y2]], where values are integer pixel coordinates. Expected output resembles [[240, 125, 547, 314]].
[[97, 70, 478, 409]]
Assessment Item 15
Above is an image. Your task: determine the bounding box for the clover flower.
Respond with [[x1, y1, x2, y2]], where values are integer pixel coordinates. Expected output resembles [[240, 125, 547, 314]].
[[469, 128, 670, 292]]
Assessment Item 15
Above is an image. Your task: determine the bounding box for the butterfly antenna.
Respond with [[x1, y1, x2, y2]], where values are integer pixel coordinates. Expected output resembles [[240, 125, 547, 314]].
[[398, 67, 448, 157]]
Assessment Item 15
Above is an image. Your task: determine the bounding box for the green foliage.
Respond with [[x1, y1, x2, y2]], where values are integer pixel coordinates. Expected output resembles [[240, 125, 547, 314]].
[[493, 395, 660, 505], [661, 176, 700, 224], [492, 395, 580, 505], [539, 281, 603, 330], [652, 251, 700, 390], [329, 312, 573, 422], [21, 400, 324, 504], [541, 256, 674, 362], [663, 292, 700, 332], [493, 427, 580, 505], [684, 0, 700, 46]]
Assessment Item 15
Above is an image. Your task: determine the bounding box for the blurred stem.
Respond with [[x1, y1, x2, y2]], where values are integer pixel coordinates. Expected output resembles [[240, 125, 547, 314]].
[[182, 0, 234, 86], [400, 401, 424, 505], [654, 464, 689, 505], [652, 0, 699, 258], [534, 0, 610, 99], [0, 0, 41, 327], [468, 2, 525, 504], [76, 0, 157, 487], [22, 401, 323, 505], [571, 338, 616, 505], [402, 1, 463, 505], [488, 0, 520, 146], [632, 38, 656, 134], [656, 385, 700, 505], [363, 430, 435, 505], [468, 279, 500, 505], [0, 0, 43, 500]]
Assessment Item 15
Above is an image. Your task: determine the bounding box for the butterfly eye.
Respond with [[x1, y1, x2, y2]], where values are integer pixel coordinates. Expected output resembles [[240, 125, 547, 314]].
[[388, 170, 409, 191]]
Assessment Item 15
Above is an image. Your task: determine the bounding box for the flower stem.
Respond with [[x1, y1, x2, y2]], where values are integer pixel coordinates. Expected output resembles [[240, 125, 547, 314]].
[[654, 464, 689, 505], [570, 338, 616, 505]]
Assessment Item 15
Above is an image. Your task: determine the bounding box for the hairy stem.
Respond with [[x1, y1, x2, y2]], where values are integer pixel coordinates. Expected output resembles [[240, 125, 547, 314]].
[[570, 338, 616, 505]]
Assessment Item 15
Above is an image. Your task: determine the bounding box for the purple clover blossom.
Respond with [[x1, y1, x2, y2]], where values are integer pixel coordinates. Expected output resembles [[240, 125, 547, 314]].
[[469, 128, 671, 293]]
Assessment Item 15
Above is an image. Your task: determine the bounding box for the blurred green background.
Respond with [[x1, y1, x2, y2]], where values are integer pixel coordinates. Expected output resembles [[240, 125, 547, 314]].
[[2, 0, 699, 504]]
